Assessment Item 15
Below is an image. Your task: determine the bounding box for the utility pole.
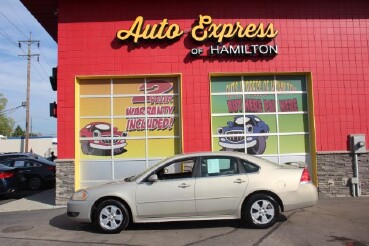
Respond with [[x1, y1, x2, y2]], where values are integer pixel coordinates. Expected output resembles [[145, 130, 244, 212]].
[[19, 33, 39, 153]]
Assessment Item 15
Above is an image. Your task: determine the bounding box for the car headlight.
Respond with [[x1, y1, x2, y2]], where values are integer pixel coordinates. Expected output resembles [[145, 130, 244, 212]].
[[93, 130, 101, 138], [217, 127, 223, 134], [71, 190, 88, 201]]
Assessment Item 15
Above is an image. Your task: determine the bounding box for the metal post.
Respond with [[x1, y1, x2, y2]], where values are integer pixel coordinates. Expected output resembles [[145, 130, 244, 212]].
[[354, 153, 360, 197]]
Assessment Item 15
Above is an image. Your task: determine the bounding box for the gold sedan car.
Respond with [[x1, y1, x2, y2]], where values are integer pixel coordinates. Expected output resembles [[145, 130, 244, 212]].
[[67, 152, 318, 233]]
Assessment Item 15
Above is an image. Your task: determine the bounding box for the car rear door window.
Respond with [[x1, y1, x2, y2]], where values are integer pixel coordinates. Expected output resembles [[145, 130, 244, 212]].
[[26, 161, 42, 168], [200, 157, 238, 177]]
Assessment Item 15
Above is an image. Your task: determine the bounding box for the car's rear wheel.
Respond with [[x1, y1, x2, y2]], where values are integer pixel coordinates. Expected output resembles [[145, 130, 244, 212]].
[[243, 194, 279, 229], [28, 176, 43, 190], [94, 199, 130, 234]]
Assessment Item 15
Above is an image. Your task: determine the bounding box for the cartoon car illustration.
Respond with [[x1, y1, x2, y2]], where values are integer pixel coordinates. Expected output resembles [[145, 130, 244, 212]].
[[217, 116, 269, 154], [80, 122, 128, 156]]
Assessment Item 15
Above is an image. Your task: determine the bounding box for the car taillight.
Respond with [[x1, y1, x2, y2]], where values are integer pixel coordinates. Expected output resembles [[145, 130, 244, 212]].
[[0, 171, 14, 179], [300, 167, 311, 183], [47, 166, 56, 172]]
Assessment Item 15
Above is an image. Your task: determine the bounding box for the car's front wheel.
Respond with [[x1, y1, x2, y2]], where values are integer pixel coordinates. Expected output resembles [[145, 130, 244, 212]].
[[81, 141, 95, 155], [243, 194, 280, 229], [94, 199, 130, 234], [248, 136, 267, 155]]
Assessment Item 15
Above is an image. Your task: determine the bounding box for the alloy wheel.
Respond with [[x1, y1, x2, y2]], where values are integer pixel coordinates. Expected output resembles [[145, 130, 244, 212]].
[[250, 199, 275, 225], [99, 205, 124, 230]]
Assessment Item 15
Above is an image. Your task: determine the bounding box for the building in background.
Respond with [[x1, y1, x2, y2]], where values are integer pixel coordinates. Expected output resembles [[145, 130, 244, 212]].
[[21, 0, 369, 205], [0, 136, 57, 157]]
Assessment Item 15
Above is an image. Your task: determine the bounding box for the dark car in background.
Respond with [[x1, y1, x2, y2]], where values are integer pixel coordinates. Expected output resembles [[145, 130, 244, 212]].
[[0, 164, 24, 196], [1, 158, 56, 190], [0, 152, 49, 162]]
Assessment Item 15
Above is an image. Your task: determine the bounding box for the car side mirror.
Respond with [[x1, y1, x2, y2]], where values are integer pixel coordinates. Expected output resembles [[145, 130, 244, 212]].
[[147, 174, 158, 182]]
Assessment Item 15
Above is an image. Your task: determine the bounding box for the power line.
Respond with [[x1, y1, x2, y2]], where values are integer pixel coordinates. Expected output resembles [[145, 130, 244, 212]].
[[0, 26, 28, 55], [1, 2, 55, 74], [0, 26, 19, 48], [5, 0, 30, 38], [0, 7, 28, 39], [38, 49, 54, 71], [6, 0, 55, 71], [0, 104, 25, 116]]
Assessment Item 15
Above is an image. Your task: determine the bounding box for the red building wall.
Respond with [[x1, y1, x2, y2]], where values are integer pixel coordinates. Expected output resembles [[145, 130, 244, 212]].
[[57, 0, 369, 159]]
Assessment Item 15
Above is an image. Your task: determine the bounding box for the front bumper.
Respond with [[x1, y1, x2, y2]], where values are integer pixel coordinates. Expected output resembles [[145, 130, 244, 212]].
[[67, 200, 95, 223]]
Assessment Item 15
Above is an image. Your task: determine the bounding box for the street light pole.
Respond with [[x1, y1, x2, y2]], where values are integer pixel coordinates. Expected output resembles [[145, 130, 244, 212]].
[[19, 33, 39, 152]]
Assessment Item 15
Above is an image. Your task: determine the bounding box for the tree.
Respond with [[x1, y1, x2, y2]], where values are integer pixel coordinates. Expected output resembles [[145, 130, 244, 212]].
[[0, 93, 15, 137], [13, 125, 25, 137]]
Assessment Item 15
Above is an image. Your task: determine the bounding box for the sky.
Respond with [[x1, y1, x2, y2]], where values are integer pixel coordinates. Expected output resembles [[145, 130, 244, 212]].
[[0, 0, 57, 137]]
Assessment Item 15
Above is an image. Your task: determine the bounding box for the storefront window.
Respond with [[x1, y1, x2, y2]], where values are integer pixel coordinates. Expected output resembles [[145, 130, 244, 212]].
[[211, 74, 311, 164], [78, 76, 181, 187]]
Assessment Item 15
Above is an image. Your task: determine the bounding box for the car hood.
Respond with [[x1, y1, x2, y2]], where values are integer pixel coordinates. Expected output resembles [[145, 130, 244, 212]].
[[82, 179, 136, 200]]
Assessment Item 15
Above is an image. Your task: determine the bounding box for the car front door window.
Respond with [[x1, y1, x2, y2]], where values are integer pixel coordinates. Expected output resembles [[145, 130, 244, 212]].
[[156, 158, 195, 180]]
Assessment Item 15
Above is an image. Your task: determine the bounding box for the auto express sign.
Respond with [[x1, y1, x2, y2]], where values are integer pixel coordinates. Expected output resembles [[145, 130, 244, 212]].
[[116, 15, 279, 58]]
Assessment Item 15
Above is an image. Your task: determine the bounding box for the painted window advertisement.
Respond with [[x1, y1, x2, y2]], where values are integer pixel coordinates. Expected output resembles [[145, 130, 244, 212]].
[[211, 75, 310, 163], [79, 77, 180, 160]]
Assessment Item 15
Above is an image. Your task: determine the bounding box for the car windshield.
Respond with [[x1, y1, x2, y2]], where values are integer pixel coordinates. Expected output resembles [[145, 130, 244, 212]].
[[126, 157, 171, 182], [93, 124, 111, 132]]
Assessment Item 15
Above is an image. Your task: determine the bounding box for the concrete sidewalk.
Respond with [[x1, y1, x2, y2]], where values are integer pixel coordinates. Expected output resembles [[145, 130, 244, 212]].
[[0, 189, 63, 212]]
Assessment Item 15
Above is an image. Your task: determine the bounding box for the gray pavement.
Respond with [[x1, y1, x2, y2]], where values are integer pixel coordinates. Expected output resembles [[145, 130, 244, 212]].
[[0, 191, 368, 245], [0, 189, 60, 212]]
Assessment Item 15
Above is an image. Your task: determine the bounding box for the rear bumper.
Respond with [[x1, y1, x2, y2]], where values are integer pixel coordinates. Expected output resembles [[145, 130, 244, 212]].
[[67, 200, 94, 223], [281, 183, 318, 212]]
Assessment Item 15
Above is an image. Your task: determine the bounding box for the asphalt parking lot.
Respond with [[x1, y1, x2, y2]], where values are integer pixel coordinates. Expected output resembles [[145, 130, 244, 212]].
[[0, 195, 368, 246], [0, 190, 41, 206]]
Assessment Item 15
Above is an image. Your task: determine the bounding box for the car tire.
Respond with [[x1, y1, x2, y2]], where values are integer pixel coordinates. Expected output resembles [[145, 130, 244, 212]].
[[94, 199, 130, 234], [28, 176, 43, 190], [248, 136, 266, 155], [81, 141, 95, 155], [114, 147, 125, 155], [243, 194, 280, 229]]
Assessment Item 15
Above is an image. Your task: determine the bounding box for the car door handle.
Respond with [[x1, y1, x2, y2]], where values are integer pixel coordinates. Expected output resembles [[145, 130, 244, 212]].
[[234, 179, 246, 184], [178, 183, 190, 188]]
